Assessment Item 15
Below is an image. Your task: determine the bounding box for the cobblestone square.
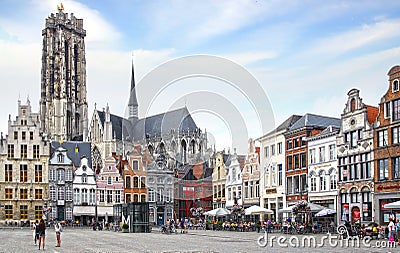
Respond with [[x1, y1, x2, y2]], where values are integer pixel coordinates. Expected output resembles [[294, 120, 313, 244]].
[[0, 228, 398, 253]]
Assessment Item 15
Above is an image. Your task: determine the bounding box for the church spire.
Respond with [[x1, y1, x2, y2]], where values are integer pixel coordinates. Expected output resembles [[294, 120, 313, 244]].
[[128, 59, 138, 120]]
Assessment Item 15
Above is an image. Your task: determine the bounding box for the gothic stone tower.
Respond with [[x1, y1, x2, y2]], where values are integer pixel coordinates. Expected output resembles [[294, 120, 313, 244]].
[[40, 9, 88, 141]]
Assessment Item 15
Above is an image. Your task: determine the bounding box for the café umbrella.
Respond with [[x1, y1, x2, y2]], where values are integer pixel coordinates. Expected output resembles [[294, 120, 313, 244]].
[[315, 208, 336, 217], [244, 205, 273, 215], [204, 207, 230, 217]]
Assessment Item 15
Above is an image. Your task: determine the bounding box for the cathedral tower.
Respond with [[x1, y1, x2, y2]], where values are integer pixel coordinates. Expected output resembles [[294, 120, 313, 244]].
[[40, 8, 88, 141]]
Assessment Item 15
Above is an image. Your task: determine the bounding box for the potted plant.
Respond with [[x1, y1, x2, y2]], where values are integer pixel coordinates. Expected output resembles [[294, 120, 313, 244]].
[[122, 223, 129, 233]]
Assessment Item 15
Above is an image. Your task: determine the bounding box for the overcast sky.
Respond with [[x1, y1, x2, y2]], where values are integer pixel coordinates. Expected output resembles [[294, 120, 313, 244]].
[[0, 0, 400, 153]]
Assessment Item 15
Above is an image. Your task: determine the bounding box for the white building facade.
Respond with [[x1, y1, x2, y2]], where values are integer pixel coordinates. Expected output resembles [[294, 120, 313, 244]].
[[258, 115, 301, 222], [307, 126, 340, 223], [225, 151, 244, 208], [73, 156, 96, 225]]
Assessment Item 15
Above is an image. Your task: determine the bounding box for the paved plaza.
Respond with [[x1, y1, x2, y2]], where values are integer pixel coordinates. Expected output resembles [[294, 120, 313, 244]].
[[0, 227, 398, 253]]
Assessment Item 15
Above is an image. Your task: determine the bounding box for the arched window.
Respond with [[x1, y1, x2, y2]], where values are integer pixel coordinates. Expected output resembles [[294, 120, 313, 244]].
[[125, 176, 131, 188], [393, 79, 399, 92], [350, 98, 356, 111], [319, 171, 326, 191], [190, 139, 196, 154]]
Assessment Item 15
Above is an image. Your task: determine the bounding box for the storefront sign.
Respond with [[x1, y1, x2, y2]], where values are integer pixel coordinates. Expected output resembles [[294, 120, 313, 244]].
[[266, 188, 277, 194]]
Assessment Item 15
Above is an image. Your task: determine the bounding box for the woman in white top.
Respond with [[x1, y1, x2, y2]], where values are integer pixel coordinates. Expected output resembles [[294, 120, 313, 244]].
[[388, 217, 395, 240], [54, 219, 62, 247]]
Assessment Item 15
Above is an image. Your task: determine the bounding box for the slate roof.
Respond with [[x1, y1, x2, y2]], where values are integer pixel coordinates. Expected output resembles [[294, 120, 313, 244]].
[[97, 110, 124, 140], [288, 113, 341, 132], [131, 107, 198, 140], [51, 141, 92, 168], [308, 125, 340, 141], [258, 115, 302, 139], [223, 153, 231, 166]]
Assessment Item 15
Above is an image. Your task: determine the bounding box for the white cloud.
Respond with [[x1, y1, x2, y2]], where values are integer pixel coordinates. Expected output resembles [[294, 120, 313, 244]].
[[304, 18, 400, 58], [223, 51, 277, 66]]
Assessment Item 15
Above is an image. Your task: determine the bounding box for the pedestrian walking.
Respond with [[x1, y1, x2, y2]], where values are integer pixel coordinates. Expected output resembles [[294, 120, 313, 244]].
[[54, 218, 62, 247], [33, 220, 39, 245], [37, 218, 46, 250]]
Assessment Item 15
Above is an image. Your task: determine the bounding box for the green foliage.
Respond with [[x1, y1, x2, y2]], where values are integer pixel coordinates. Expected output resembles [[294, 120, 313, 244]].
[[122, 223, 129, 229]]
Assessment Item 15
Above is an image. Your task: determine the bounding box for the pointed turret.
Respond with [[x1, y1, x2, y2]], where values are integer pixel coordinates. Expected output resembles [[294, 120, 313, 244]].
[[128, 61, 139, 121]]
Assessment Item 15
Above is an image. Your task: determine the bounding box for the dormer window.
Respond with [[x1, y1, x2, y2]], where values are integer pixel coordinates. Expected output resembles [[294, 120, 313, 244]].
[[393, 79, 399, 92], [57, 153, 64, 163]]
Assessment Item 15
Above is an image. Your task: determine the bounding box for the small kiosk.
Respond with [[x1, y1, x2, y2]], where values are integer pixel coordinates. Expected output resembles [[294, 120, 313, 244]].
[[113, 203, 150, 233]]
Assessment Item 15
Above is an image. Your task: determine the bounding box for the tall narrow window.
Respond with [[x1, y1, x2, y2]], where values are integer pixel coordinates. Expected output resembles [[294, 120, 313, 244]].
[[20, 189, 28, 199], [278, 142, 283, 154], [125, 176, 131, 188], [7, 144, 14, 159], [392, 126, 400, 144], [33, 145, 40, 159], [20, 164, 27, 182], [148, 188, 155, 202], [133, 177, 139, 188], [74, 188, 80, 204], [5, 164, 12, 182], [90, 189, 96, 204], [35, 165, 42, 182], [50, 186, 56, 201], [107, 190, 112, 203], [66, 186, 72, 201], [115, 190, 121, 203], [386, 102, 392, 118], [140, 177, 146, 188], [58, 187, 65, 200], [350, 98, 356, 111], [330, 173, 337, 190], [378, 130, 388, 147], [378, 159, 389, 180], [319, 147, 325, 163], [393, 99, 400, 121], [310, 176, 317, 192], [393, 157, 400, 179], [5, 188, 13, 199], [35, 189, 43, 199], [81, 188, 88, 203], [20, 144, 27, 159], [329, 144, 335, 161], [99, 190, 104, 203], [132, 160, 138, 170], [30, 132, 34, 140], [310, 149, 316, 164]]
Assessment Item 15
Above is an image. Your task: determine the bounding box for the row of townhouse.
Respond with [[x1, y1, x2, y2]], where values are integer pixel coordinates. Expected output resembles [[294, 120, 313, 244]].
[[257, 65, 400, 225], [0, 101, 127, 225], [211, 142, 261, 212], [0, 8, 213, 227]]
